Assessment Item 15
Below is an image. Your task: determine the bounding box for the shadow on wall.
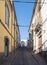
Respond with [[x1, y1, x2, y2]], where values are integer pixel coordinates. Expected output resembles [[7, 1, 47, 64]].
[[0, 52, 12, 64], [0, 52, 4, 58], [0, 52, 11, 58]]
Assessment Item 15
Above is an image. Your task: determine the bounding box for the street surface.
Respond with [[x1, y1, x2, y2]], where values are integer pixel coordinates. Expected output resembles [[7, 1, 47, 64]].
[[0, 47, 47, 65]]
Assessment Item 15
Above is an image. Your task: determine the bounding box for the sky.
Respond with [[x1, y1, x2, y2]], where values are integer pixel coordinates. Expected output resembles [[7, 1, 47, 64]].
[[14, 0, 35, 40]]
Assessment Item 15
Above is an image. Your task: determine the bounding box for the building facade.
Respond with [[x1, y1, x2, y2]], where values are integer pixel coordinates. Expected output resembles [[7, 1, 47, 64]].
[[28, 32, 33, 50], [41, 0, 47, 51], [0, 0, 20, 56], [29, 0, 47, 54], [14, 17, 20, 48], [29, 0, 42, 53]]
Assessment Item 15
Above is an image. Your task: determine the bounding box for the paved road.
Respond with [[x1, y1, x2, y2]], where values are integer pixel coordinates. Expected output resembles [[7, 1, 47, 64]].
[[10, 47, 47, 65], [1, 47, 47, 65]]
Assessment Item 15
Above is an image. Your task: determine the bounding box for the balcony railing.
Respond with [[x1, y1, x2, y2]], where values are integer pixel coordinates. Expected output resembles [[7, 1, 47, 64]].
[[35, 23, 42, 34]]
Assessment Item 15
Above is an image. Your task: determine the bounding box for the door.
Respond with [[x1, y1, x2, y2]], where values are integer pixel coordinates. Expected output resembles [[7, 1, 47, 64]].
[[4, 37, 9, 56]]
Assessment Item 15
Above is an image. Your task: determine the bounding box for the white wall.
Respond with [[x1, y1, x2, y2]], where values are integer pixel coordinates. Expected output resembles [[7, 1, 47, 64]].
[[42, 20, 47, 51], [33, 32, 36, 51], [41, 0, 47, 23], [41, 0, 47, 51], [31, 12, 39, 52]]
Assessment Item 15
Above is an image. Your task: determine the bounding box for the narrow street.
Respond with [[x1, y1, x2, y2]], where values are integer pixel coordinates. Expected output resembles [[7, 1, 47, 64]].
[[0, 0, 47, 65], [11, 47, 47, 65], [1, 47, 47, 65], [11, 47, 39, 65]]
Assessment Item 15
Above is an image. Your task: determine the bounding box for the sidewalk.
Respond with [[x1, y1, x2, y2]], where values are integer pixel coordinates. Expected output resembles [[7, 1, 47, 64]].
[[0, 51, 16, 65], [40, 51, 47, 62], [31, 52, 47, 65], [0, 53, 12, 65]]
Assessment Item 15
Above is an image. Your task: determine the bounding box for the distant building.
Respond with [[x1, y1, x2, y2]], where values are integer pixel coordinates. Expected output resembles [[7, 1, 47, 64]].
[[27, 32, 33, 50], [29, 30, 33, 50], [20, 40, 27, 47], [14, 20, 20, 48]]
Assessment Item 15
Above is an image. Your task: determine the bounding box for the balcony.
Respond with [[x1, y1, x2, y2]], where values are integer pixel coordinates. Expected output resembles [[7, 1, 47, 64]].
[[35, 23, 41, 34]]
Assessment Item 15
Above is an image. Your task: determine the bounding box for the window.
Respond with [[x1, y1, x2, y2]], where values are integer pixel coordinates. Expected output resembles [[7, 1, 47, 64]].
[[5, 4, 9, 26]]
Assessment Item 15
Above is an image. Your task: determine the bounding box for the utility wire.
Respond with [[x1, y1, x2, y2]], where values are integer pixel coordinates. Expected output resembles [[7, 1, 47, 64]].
[[17, 25, 29, 27], [14, 25, 29, 27], [13, 0, 37, 3], [13, 0, 47, 4], [13, 0, 47, 27]]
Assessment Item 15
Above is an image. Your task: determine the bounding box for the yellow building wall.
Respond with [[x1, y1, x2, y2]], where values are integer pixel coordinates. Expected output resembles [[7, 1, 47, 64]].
[[12, 11, 15, 37], [0, 0, 18, 54], [15, 28, 17, 48], [0, 1, 5, 26], [11, 10, 15, 50], [0, 23, 11, 53], [5, 0, 12, 33], [0, 1, 12, 33], [11, 38, 14, 51], [0, 0, 14, 53]]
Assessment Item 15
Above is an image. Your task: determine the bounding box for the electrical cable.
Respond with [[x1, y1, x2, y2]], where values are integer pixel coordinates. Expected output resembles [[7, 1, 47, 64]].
[[14, 25, 29, 27], [13, 0, 47, 4]]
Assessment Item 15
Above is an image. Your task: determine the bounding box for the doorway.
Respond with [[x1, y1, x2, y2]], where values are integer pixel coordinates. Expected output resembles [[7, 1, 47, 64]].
[[4, 36, 9, 56]]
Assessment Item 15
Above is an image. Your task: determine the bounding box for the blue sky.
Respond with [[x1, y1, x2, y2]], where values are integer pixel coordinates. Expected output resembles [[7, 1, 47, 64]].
[[14, 0, 35, 40]]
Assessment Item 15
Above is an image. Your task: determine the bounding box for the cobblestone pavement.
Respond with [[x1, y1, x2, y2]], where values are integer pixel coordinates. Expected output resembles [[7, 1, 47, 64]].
[[0, 47, 47, 65]]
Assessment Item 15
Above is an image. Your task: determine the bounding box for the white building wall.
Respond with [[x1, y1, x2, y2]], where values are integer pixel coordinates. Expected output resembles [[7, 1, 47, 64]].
[[42, 20, 47, 51], [33, 32, 39, 53], [31, 15, 36, 51], [31, 11, 39, 52], [29, 3, 40, 52], [41, 0, 47, 23], [36, 35, 38, 50], [41, 0, 47, 51], [33, 32, 36, 51]]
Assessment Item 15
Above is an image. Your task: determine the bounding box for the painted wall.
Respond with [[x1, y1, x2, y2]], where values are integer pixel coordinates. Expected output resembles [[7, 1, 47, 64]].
[[41, 0, 47, 51], [29, 0, 42, 53], [0, 1, 12, 53], [0, 0, 16, 54], [0, 23, 11, 52]]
